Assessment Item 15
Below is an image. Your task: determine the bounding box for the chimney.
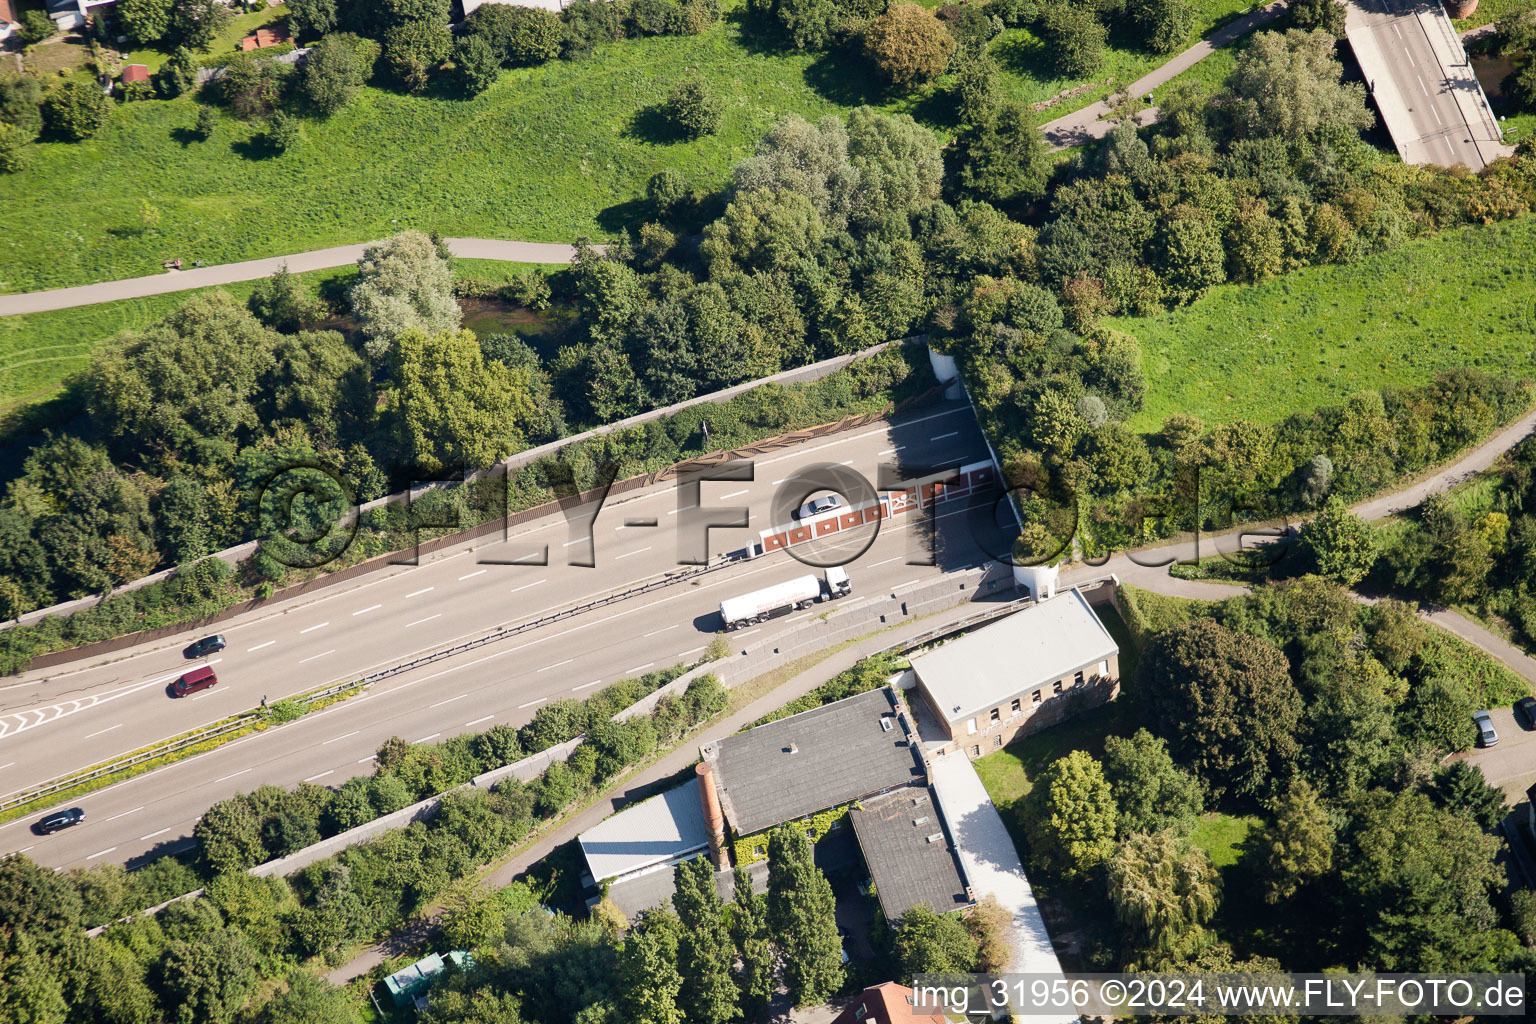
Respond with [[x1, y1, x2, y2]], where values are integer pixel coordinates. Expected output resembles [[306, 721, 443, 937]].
[[696, 762, 729, 870]]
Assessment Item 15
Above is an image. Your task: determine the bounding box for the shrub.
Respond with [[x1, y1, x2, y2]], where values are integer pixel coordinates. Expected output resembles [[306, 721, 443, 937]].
[[468, 3, 563, 65], [18, 8, 54, 44], [266, 109, 301, 152], [863, 2, 956, 86], [384, 19, 452, 94], [44, 78, 112, 141], [661, 75, 723, 138], [453, 33, 502, 95], [0, 120, 27, 173]]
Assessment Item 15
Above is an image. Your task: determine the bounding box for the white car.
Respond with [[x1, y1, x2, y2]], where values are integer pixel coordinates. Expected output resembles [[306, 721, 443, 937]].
[[795, 494, 844, 520]]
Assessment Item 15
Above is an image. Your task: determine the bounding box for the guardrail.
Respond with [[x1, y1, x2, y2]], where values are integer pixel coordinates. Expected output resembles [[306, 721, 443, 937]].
[[0, 678, 368, 816]]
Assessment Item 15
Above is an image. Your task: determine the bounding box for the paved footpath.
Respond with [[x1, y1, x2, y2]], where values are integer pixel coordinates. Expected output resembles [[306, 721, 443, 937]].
[[1040, 1, 1289, 150], [0, 238, 580, 317]]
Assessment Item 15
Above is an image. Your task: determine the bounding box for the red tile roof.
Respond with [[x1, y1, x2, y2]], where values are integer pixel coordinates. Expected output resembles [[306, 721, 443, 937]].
[[831, 983, 949, 1024], [0, 0, 17, 26], [239, 25, 292, 50], [121, 64, 150, 83]]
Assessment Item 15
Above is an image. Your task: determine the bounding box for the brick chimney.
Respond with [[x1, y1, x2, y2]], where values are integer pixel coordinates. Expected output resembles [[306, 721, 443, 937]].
[[696, 761, 729, 870]]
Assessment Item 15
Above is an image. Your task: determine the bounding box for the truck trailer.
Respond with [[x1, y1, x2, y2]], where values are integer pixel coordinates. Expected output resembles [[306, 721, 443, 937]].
[[718, 568, 852, 630]]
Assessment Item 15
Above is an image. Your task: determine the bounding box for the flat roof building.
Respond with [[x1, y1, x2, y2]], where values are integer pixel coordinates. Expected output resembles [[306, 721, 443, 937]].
[[578, 777, 709, 888], [849, 787, 970, 921]]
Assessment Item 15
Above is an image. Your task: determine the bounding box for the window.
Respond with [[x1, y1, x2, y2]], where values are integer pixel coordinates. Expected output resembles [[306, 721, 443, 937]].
[[994, 735, 1002, 747], [971, 745, 981, 757], [754, 846, 764, 857], [989, 708, 1000, 723], [855, 1007, 868, 1021], [828, 819, 842, 831], [1074, 670, 1084, 686], [967, 718, 977, 735], [1053, 680, 1063, 694], [1032, 690, 1042, 704], [1011, 698, 1021, 714], [1099, 660, 1110, 677]]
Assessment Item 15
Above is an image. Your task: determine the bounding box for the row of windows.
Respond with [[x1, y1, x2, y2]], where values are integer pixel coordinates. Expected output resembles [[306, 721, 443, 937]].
[[965, 663, 1108, 736]]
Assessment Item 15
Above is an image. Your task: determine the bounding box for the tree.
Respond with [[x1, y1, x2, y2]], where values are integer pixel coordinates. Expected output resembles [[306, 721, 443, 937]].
[[287, 0, 340, 40], [453, 34, 502, 96], [383, 0, 451, 27], [467, 3, 563, 64], [1027, 750, 1119, 878], [1430, 761, 1507, 832], [618, 908, 685, 1024], [194, 106, 218, 139], [1129, 0, 1196, 54], [45, 79, 112, 142], [157, 927, 260, 1024], [1398, 673, 1476, 752], [1225, 197, 1285, 284], [1157, 211, 1226, 305], [1299, 496, 1379, 586], [267, 110, 302, 153], [247, 267, 326, 333], [195, 797, 266, 875], [385, 19, 452, 94], [1102, 729, 1204, 837], [1287, 0, 1346, 37], [392, 327, 534, 475], [729, 864, 775, 1019], [893, 904, 978, 979], [1226, 28, 1373, 143], [0, 120, 26, 174], [0, 854, 82, 954], [169, 0, 233, 50], [1141, 618, 1303, 799], [16, 8, 52, 43], [863, 3, 956, 86], [950, 101, 1048, 205], [302, 34, 368, 115], [256, 971, 354, 1024], [349, 230, 461, 357], [673, 857, 737, 1024], [74, 937, 159, 1024], [1105, 829, 1220, 965], [119, 0, 174, 43], [661, 76, 723, 138], [218, 52, 285, 120], [1040, 2, 1105, 77], [766, 825, 844, 1006], [0, 73, 45, 138], [154, 46, 200, 99], [1247, 779, 1334, 903]]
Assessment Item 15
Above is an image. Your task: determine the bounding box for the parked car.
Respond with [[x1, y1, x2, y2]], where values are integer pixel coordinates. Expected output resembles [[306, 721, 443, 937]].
[[794, 493, 844, 520], [1516, 696, 1536, 730], [34, 807, 85, 835], [1473, 709, 1499, 748], [183, 634, 226, 658], [171, 665, 219, 697]]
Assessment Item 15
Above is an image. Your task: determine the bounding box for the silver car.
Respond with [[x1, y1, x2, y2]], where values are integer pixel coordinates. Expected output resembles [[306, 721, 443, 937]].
[[795, 494, 844, 520], [1474, 710, 1499, 748]]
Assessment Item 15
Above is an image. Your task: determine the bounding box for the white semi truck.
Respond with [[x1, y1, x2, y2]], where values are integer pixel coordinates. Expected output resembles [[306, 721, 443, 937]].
[[718, 568, 852, 630]]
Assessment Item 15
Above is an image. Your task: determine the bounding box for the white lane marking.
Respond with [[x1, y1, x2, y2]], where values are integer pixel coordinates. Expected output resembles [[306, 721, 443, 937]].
[[352, 604, 382, 616], [212, 768, 251, 784], [458, 569, 487, 581], [300, 622, 329, 634], [406, 587, 435, 598], [538, 659, 574, 672], [298, 650, 335, 664], [17, 845, 33, 853], [677, 646, 706, 658], [412, 733, 441, 744], [1418, 74, 1429, 98], [464, 715, 496, 727], [1404, 46, 1414, 67], [666, 505, 697, 516], [303, 771, 335, 782], [0, 762, 13, 771], [1393, 21, 1401, 37], [247, 640, 276, 652], [429, 693, 468, 708], [616, 546, 651, 559], [139, 827, 171, 841], [0, 659, 223, 741], [879, 446, 904, 455], [572, 680, 604, 691], [509, 580, 547, 595], [643, 625, 678, 637], [104, 805, 144, 822], [770, 478, 787, 486], [357, 757, 373, 764], [735, 629, 760, 638], [406, 614, 442, 628], [931, 431, 959, 441], [86, 847, 118, 860], [518, 697, 548, 709], [719, 490, 749, 499], [562, 537, 592, 547], [322, 730, 360, 745], [624, 662, 654, 674], [84, 723, 122, 740]]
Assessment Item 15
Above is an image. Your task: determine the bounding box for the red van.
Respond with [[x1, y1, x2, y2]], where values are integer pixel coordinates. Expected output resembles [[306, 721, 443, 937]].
[[172, 665, 218, 697]]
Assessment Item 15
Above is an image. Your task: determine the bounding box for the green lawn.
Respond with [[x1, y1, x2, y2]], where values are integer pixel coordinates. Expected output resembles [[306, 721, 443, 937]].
[[1189, 811, 1256, 868], [1110, 216, 1536, 431], [122, 3, 293, 72], [1453, 0, 1535, 31]]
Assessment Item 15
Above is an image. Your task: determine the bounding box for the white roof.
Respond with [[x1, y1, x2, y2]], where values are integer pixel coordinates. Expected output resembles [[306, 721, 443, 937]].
[[578, 778, 708, 884], [928, 754, 1071, 1014], [909, 589, 1117, 725]]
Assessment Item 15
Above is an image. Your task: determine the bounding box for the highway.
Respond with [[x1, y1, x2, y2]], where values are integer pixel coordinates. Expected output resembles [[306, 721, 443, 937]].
[[0, 402, 1015, 870]]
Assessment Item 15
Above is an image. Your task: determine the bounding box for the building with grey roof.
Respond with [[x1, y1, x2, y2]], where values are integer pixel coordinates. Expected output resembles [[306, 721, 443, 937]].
[[908, 588, 1119, 759], [578, 777, 710, 887], [702, 687, 923, 838], [849, 786, 971, 921]]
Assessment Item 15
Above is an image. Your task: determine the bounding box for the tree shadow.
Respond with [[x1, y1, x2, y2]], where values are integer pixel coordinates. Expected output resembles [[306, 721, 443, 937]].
[[723, 4, 801, 58], [802, 46, 895, 109], [169, 126, 204, 148], [232, 133, 281, 160], [625, 103, 683, 145], [595, 197, 652, 235]]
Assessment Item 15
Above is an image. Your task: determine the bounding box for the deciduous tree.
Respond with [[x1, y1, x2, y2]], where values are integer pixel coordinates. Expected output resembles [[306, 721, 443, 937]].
[[893, 904, 978, 979], [1027, 750, 1118, 878], [44, 79, 112, 142], [349, 230, 461, 357], [1102, 728, 1204, 837], [767, 825, 844, 1005], [1105, 829, 1220, 966], [1299, 496, 1379, 586], [863, 3, 956, 86], [673, 856, 737, 1024], [1247, 779, 1334, 903]]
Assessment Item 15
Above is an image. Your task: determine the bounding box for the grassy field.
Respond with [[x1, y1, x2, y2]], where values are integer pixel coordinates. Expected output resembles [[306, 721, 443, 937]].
[[1111, 216, 1536, 431]]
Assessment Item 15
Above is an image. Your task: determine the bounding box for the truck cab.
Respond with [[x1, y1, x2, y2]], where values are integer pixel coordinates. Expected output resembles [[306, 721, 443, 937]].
[[824, 566, 851, 598]]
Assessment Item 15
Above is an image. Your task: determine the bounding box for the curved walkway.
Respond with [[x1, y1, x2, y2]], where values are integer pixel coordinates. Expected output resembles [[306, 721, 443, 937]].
[[0, 238, 581, 317]]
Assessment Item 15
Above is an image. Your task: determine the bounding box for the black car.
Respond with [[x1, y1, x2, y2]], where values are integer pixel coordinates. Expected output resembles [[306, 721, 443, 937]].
[[1517, 696, 1536, 730], [34, 807, 85, 835], [183, 634, 226, 659]]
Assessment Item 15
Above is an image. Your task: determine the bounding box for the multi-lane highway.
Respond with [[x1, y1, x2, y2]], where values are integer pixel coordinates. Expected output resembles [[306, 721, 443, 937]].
[[0, 402, 1015, 870]]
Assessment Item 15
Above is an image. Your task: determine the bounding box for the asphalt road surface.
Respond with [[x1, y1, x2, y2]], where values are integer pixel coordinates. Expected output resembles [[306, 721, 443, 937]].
[[0, 403, 1015, 870]]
